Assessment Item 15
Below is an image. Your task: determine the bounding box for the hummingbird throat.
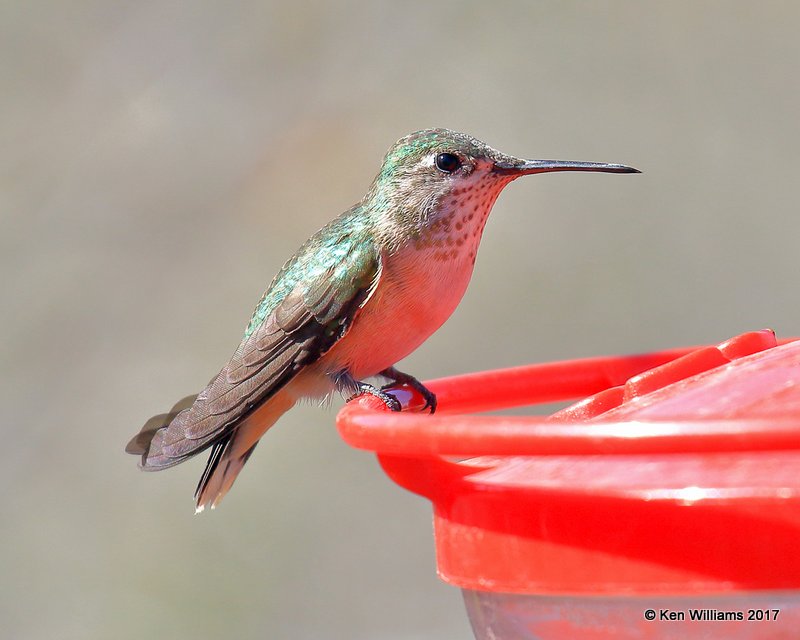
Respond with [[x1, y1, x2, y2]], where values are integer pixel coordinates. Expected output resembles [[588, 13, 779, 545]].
[[412, 170, 511, 264]]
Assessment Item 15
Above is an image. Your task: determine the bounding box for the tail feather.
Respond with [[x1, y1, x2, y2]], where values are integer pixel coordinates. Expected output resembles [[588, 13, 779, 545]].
[[193, 436, 229, 501], [194, 439, 258, 513]]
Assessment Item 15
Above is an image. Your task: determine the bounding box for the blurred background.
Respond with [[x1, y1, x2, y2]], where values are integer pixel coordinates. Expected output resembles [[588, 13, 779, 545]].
[[3, 2, 800, 638]]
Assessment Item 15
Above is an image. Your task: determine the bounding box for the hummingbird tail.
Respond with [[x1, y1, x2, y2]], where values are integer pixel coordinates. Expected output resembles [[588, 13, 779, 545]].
[[193, 388, 296, 512], [127, 379, 296, 510], [193, 436, 257, 513]]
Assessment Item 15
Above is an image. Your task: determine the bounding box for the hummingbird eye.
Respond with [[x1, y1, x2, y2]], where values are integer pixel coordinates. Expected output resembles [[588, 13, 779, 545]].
[[435, 153, 462, 174]]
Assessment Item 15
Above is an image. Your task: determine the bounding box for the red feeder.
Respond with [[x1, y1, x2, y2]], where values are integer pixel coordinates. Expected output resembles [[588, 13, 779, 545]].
[[337, 330, 800, 639]]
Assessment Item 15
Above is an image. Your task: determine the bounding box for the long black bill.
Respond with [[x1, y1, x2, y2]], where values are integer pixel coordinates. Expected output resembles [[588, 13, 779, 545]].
[[494, 159, 640, 176]]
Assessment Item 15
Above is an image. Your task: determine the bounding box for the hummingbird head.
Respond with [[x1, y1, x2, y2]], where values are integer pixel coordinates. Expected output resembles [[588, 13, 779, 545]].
[[365, 128, 639, 252]]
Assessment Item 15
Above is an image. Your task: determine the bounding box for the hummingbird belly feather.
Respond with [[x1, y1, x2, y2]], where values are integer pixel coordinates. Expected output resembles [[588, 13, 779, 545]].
[[319, 241, 478, 381]]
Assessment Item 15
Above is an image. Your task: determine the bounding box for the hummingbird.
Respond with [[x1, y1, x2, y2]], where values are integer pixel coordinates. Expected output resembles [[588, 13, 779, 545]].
[[126, 128, 639, 512]]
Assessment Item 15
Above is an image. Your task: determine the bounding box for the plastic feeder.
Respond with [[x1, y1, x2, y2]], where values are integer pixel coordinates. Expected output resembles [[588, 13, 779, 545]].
[[336, 330, 800, 639]]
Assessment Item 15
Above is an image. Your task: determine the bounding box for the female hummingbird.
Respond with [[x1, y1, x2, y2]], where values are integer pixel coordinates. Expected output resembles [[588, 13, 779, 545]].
[[126, 128, 638, 511]]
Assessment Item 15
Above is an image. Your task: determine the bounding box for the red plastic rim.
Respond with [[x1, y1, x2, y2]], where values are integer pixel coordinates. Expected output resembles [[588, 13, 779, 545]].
[[336, 332, 800, 595], [338, 336, 800, 457]]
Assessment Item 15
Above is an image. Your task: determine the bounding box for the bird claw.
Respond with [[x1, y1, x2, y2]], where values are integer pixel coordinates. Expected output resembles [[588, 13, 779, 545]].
[[379, 367, 437, 414]]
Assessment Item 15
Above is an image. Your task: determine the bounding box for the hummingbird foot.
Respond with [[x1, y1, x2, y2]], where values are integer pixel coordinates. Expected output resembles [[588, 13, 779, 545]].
[[345, 381, 402, 412], [379, 366, 437, 414]]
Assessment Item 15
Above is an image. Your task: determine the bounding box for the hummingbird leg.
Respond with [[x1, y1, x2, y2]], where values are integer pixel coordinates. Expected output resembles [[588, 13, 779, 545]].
[[379, 366, 437, 414]]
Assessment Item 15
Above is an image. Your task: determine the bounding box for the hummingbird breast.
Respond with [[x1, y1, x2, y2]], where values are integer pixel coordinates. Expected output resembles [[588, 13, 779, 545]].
[[319, 179, 505, 382], [323, 241, 477, 380]]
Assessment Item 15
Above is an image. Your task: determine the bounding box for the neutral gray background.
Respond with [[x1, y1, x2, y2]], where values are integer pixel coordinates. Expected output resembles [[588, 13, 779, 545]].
[[3, 2, 799, 639]]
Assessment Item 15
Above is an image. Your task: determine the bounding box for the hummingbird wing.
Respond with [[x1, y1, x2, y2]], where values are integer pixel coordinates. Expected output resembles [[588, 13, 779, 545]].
[[127, 227, 381, 470]]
